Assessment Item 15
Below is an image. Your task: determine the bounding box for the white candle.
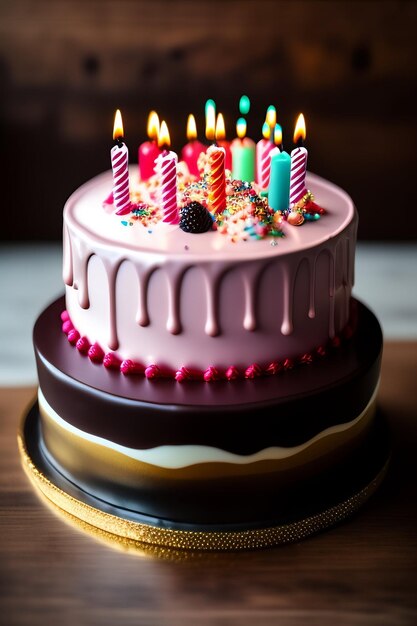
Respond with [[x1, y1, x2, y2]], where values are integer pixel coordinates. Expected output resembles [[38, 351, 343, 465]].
[[111, 109, 131, 215], [289, 113, 308, 206], [289, 146, 308, 206], [155, 121, 179, 224], [155, 150, 178, 224]]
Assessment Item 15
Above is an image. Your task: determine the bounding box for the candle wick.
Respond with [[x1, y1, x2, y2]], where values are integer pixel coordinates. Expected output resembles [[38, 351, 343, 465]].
[[115, 137, 124, 148]]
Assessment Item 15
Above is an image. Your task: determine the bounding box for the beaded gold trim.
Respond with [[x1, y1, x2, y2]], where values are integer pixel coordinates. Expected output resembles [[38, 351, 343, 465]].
[[18, 424, 389, 553]]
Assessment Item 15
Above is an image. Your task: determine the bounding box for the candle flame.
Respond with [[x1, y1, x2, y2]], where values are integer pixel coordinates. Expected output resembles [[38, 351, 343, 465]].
[[274, 123, 282, 146], [113, 109, 124, 140], [262, 121, 271, 140], [158, 120, 171, 148], [206, 101, 216, 141], [215, 113, 226, 141], [147, 111, 159, 141], [186, 114, 197, 141], [239, 95, 251, 115], [266, 105, 276, 128], [236, 117, 247, 139], [293, 113, 306, 144]]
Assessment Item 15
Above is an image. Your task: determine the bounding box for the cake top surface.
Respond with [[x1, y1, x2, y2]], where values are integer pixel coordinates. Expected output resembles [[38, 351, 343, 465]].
[[64, 168, 355, 262]]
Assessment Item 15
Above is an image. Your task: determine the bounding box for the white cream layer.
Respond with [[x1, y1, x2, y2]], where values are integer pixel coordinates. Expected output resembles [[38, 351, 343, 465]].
[[38, 385, 378, 470]]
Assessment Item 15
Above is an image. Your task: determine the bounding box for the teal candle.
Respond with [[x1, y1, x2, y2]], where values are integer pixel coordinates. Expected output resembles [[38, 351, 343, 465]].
[[268, 149, 291, 212]]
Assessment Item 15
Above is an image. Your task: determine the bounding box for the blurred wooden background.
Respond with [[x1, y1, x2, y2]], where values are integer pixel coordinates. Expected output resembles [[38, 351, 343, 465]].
[[1, 0, 416, 241]]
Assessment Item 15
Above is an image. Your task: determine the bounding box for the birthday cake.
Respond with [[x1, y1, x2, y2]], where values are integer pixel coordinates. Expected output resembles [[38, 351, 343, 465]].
[[27, 105, 387, 550]]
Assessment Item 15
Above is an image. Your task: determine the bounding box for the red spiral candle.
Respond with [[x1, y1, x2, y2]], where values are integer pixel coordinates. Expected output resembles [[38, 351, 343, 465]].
[[207, 144, 226, 214]]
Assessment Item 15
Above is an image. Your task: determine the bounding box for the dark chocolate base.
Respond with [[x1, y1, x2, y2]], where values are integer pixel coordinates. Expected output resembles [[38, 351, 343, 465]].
[[31, 296, 387, 527], [22, 400, 390, 533]]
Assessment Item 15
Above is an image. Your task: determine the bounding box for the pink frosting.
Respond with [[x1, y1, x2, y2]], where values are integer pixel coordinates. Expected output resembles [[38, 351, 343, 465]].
[[63, 170, 357, 375]]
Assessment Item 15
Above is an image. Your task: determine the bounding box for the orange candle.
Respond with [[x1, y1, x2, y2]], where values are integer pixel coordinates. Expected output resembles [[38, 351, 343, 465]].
[[207, 115, 226, 214]]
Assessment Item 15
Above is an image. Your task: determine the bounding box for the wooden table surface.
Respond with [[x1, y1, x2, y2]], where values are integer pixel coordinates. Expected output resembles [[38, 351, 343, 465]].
[[1, 342, 416, 626]]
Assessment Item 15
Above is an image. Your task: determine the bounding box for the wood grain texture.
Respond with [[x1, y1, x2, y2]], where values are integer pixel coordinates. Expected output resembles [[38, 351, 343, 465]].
[[1, 342, 417, 626], [0, 0, 416, 241]]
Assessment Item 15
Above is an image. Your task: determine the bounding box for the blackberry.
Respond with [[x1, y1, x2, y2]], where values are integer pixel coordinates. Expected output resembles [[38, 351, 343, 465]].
[[179, 202, 213, 234]]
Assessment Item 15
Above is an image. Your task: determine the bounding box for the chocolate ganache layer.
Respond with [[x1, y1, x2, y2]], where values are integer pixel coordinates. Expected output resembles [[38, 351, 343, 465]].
[[35, 297, 382, 454]]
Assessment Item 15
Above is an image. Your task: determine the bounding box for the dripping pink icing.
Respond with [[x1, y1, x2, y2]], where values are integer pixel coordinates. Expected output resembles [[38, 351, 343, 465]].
[[63, 170, 357, 372]]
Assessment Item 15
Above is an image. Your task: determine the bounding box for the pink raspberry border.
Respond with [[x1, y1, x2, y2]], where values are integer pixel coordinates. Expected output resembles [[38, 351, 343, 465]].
[[61, 310, 354, 382]]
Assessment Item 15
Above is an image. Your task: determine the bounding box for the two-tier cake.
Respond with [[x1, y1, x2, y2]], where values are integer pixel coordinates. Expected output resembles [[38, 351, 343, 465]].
[[19, 106, 389, 551]]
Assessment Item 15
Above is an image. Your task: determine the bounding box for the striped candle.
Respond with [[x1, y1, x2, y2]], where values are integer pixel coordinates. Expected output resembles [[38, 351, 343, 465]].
[[289, 146, 308, 206], [207, 144, 226, 214], [155, 120, 179, 224], [111, 109, 131, 216], [155, 150, 179, 224], [289, 113, 308, 206], [256, 123, 275, 190]]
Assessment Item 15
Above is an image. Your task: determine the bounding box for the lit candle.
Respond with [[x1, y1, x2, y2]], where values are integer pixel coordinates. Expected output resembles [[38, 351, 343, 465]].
[[256, 121, 275, 190], [205, 99, 216, 142], [215, 113, 232, 171], [290, 113, 308, 206], [206, 115, 226, 214], [239, 95, 251, 115], [181, 114, 206, 177], [111, 109, 131, 216], [274, 123, 283, 151], [231, 118, 256, 182], [154, 121, 179, 224], [266, 105, 277, 135], [268, 125, 291, 213], [138, 111, 161, 181]]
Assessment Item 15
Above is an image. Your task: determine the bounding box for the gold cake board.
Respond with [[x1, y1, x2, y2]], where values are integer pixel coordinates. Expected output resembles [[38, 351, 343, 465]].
[[18, 403, 390, 554]]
